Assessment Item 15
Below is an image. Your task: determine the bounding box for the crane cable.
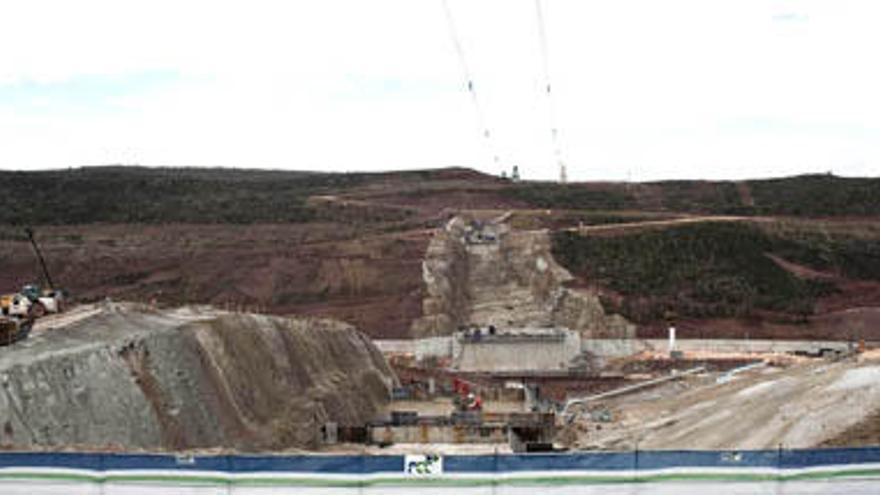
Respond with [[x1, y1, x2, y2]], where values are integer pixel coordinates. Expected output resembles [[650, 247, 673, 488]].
[[534, 0, 567, 182], [440, 0, 502, 170]]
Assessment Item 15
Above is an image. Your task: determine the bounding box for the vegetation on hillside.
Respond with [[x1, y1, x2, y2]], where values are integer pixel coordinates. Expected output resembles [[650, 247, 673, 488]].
[[503, 183, 635, 210], [506, 174, 880, 217], [0, 167, 417, 224], [748, 175, 880, 216], [1, 167, 878, 225], [552, 222, 880, 323]]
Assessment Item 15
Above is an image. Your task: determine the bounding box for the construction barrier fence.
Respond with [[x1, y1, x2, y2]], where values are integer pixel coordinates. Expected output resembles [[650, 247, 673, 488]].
[[2, 447, 880, 494]]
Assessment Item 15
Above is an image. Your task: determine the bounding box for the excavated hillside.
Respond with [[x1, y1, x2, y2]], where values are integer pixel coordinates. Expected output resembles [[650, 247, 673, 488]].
[[0, 224, 429, 339], [0, 304, 394, 452], [412, 214, 634, 338], [1, 168, 878, 340]]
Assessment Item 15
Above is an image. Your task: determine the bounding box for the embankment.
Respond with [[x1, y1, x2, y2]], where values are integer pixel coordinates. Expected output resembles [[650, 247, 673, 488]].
[[0, 303, 394, 452]]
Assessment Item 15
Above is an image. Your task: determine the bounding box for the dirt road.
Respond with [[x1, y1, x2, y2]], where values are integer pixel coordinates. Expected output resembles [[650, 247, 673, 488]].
[[563, 215, 769, 235]]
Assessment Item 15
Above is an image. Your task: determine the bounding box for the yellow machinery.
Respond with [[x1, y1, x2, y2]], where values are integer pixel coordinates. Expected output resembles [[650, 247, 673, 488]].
[[0, 227, 67, 346], [1, 293, 36, 346], [0, 316, 32, 345], [0, 294, 13, 313]]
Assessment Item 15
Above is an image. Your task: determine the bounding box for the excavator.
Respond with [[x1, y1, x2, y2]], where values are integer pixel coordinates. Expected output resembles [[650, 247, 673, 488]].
[[0, 301, 32, 345], [0, 227, 67, 345]]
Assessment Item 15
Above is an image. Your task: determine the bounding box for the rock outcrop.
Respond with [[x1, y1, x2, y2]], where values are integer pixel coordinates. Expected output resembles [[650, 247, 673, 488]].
[[0, 304, 393, 451], [412, 215, 634, 338]]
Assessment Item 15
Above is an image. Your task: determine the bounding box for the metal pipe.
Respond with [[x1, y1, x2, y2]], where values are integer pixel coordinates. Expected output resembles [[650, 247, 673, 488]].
[[561, 366, 707, 416]]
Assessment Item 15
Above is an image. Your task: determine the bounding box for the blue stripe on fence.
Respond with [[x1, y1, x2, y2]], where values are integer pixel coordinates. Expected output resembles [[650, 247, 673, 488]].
[[0, 452, 103, 470], [637, 449, 779, 469], [228, 455, 363, 473], [442, 455, 496, 472], [496, 452, 634, 472], [1, 447, 880, 475], [781, 447, 880, 468], [102, 453, 231, 471]]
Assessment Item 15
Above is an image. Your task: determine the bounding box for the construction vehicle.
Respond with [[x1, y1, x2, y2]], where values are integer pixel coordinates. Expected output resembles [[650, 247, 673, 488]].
[[0, 314, 33, 346], [0, 227, 67, 346], [1, 285, 64, 318], [0, 292, 35, 345], [23, 227, 66, 315]]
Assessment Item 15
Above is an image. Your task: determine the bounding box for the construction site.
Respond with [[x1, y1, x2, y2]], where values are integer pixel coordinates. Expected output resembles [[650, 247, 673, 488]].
[[2, 200, 879, 460], [3, 0, 880, 488]]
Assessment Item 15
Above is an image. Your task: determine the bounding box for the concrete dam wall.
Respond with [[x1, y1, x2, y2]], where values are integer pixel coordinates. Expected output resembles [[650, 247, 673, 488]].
[[453, 329, 583, 372], [0, 304, 394, 452]]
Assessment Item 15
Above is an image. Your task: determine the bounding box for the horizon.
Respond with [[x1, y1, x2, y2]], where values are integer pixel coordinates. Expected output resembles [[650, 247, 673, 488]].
[[2, 163, 876, 183]]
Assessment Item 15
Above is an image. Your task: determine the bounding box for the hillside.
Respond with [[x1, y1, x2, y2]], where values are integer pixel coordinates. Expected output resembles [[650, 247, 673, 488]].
[[552, 220, 880, 336], [504, 174, 880, 217], [2, 167, 880, 226], [0, 166, 500, 225], [1, 166, 878, 339]]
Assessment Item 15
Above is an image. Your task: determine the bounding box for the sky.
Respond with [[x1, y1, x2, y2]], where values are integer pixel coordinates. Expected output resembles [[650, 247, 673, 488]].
[[1, 0, 878, 181]]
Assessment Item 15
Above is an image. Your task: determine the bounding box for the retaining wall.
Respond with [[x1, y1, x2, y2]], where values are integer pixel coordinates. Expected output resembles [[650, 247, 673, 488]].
[[374, 336, 454, 360], [582, 338, 857, 357], [375, 337, 857, 360], [453, 330, 582, 372]]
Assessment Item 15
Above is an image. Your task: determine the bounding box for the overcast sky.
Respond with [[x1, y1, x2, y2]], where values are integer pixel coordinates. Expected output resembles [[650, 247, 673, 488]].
[[1, 0, 878, 181]]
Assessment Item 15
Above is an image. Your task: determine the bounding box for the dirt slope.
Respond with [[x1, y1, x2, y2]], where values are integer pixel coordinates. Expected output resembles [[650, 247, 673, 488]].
[[574, 356, 880, 450], [411, 214, 633, 338], [0, 303, 394, 451], [0, 224, 429, 339]]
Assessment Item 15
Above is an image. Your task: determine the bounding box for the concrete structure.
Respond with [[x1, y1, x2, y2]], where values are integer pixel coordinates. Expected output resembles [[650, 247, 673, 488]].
[[581, 338, 858, 358], [370, 420, 508, 445], [370, 412, 555, 451], [452, 327, 581, 372], [375, 336, 859, 360], [374, 336, 453, 361]]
